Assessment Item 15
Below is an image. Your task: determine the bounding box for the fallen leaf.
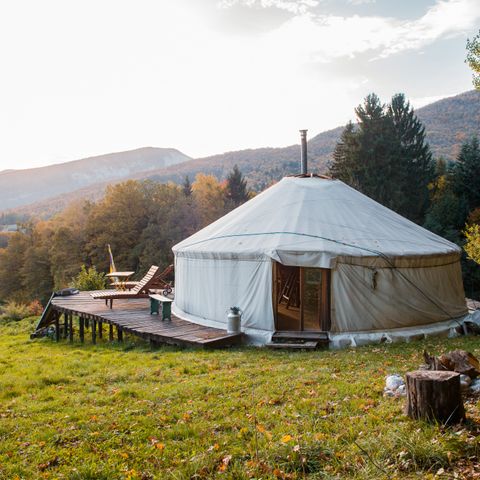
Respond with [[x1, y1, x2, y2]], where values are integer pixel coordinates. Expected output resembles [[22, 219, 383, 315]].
[[37, 457, 59, 471], [218, 454, 232, 471]]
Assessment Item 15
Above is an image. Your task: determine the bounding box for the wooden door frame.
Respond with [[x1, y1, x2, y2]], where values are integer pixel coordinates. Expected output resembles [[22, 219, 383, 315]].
[[273, 262, 331, 332]]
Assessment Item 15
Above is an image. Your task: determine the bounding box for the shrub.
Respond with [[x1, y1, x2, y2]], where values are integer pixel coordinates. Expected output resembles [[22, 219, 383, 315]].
[[71, 265, 107, 291], [0, 301, 32, 321], [28, 299, 44, 316]]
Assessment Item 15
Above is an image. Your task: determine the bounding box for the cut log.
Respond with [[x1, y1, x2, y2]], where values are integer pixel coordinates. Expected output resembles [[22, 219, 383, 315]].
[[423, 349, 480, 378], [405, 371, 465, 424], [438, 350, 480, 378]]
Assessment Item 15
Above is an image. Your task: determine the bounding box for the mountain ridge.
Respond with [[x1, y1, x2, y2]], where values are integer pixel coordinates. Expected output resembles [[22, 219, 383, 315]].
[[0, 147, 191, 211], [0, 146, 181, 176]]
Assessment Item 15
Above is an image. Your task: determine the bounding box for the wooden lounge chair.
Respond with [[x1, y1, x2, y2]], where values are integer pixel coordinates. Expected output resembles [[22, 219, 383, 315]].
[[110, 264, 174, 293], [91, 265, 162, 308]]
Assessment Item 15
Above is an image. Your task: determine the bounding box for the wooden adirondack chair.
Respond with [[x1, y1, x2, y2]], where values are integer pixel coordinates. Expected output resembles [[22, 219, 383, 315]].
[[110, 264, 173, 294], [91, 265, 162, 308]]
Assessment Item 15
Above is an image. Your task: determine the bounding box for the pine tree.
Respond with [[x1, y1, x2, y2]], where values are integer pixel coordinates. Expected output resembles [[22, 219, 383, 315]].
[[329, 92, 433, 223], [387, 93, 433, 223], [225, 165, 249, 208], [182, 176, 192, 197], [330, 121, 359, 188], [352, 93, 399, 208], [453, 137, 480, 213]]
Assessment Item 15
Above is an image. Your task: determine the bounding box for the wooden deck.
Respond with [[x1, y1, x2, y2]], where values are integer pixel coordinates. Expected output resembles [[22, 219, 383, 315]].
[[31, 291, 242, 348]]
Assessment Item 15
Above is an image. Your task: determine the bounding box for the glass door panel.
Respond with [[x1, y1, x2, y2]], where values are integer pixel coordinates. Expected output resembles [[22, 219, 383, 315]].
[[275, 264, 301, 330], [303, 268, 322, 330]]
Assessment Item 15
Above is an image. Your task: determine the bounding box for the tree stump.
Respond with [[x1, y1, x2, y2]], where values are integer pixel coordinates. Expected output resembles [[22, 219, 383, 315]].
[[405, 371, 465, 424]]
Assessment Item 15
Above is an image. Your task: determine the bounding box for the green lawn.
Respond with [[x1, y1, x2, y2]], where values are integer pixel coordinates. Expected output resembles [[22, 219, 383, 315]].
[[1, 318, 480, 479]]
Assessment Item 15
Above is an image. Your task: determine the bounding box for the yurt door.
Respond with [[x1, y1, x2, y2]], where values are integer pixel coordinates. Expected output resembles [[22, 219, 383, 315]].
[[274, 263, 331, 331]]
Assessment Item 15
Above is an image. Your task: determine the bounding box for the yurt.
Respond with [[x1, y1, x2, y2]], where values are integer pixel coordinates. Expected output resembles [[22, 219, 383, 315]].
[[172, 175, 468, 347]]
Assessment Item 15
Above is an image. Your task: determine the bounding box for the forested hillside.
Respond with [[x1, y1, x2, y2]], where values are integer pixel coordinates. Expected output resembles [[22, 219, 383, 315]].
[[145, 127, 344, 191], [417, 90, 480, 160]]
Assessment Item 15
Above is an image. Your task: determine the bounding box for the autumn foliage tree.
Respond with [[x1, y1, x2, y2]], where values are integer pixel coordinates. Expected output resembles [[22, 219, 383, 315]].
[[466, 29, 480, 90], [85, 180, 153, 272], [191, 173, 226, 228], [0, 167, 251, 303], [0, 233, 28, 301]]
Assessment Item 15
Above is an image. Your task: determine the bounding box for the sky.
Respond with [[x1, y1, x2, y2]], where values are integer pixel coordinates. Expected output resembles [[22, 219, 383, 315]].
[[0, 0, 479, 171]]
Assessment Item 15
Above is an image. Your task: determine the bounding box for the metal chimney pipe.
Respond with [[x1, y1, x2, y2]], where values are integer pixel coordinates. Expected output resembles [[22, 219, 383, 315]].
[[299, 129, 308, 174]]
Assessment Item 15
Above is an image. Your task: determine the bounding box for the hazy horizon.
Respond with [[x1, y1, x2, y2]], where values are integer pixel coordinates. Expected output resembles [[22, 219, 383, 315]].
[[0, 0, 478, 171], [0, 89, 470, 174]]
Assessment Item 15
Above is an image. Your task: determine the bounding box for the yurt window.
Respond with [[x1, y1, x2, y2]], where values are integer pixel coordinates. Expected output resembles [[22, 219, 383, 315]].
[[274, 263, 331, 331]]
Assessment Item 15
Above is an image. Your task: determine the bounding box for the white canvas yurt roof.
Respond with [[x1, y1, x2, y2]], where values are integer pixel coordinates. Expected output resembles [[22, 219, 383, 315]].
[[173, 176, 460, 266], [173, 176, 467, 344]]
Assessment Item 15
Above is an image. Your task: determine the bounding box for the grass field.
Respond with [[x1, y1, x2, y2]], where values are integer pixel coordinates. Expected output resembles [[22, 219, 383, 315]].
[[1, 318, 480, 479]]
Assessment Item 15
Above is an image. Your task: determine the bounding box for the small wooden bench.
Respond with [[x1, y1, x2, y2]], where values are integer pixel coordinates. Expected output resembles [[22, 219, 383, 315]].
[[149, 294, 173, 321]]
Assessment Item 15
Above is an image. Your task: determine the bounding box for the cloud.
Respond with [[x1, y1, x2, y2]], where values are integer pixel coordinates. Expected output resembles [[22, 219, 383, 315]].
[[347, 0, 376, 5], [218, 0, 319, 15], [0, 0, 476, 169], [375, 0, 480, 58], [221, 0, 480, 61]]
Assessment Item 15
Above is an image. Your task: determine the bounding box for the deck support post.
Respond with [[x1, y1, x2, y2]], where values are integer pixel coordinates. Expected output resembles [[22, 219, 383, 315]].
[[54, 313, 60, 342], [98, 321, 103, 339], [117, 326, 123, 342], [69, 314, 73, 343], [63, 313, 68, 339], [79, 316, 84, 343], [109, 324, 114, 342], [92, 319, 97, 344]]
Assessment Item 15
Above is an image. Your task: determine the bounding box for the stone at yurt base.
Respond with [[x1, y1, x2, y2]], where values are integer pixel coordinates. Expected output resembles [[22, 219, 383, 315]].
[[405, 370, 465, 424]]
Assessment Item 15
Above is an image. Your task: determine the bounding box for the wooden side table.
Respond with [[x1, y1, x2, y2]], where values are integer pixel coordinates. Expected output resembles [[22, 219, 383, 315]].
[[106, 271, 135, 290]]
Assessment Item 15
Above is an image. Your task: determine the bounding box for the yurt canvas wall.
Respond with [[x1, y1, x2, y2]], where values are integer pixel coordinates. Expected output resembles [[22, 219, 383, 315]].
[[173, 177, 467, 343]]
